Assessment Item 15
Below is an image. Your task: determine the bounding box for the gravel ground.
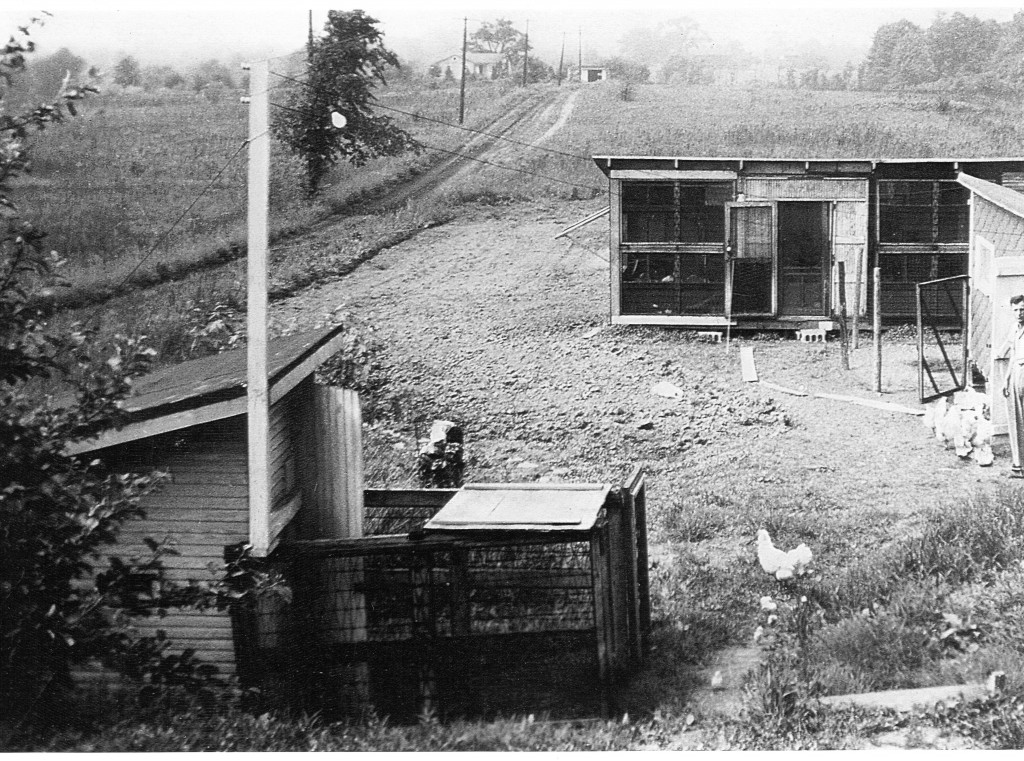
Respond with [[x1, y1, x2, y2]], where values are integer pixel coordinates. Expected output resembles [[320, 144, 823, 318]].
[[272, 199, 1011, 740]]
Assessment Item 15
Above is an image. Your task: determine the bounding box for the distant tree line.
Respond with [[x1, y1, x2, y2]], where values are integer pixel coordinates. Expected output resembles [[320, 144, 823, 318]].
[[5, 46, 247, 106], [859, 10, 1024, 92]]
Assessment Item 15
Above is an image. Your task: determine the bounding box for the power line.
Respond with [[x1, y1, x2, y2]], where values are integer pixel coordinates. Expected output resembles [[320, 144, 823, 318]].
[[267, 69, 589, 163], [83, 138, 253, 326]]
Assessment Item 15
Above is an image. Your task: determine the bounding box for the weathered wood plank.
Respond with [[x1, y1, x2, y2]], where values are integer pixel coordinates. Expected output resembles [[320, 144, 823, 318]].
[[819, 682, 992, 711], [364, 489, 458, 508]]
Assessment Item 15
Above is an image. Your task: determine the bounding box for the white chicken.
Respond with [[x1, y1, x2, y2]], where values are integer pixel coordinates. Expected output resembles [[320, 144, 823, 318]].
[[757, 529, 813, 580]]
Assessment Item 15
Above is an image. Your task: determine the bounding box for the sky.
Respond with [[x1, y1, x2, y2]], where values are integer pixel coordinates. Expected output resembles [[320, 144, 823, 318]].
[[2, 1, 1022, 72]]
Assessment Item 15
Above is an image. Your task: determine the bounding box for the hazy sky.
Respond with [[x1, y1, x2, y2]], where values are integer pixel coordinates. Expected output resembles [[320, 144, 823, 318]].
[[2, 1, 1022, 71]]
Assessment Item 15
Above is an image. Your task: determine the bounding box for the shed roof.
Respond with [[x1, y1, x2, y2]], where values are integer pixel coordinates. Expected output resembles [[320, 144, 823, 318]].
[[958, 171, 1024, 218], [68, 324, 348, 454], [592, 156, 1024, 177], [423, 483, 611, 533]]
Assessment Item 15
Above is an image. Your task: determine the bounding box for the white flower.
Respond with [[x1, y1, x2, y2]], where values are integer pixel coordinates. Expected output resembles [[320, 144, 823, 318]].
[[760, 596, 778, 612], [767, 614, 778, 626], [753, 625, 765, 643]]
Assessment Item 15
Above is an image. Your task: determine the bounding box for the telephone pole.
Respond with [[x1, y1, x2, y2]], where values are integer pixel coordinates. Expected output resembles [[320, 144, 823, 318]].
[[459, 17, 467, 124], [522, 20, 529, 87], [558, 32, 565, 86], [578, 27, 582, 84]]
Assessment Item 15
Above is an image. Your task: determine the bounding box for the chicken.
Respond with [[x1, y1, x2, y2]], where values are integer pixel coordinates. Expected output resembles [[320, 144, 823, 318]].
[[756, 529, 813, 580]]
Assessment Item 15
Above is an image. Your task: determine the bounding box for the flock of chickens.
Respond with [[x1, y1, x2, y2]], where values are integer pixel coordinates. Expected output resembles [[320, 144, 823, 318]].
[[922, 388, 994, 466]]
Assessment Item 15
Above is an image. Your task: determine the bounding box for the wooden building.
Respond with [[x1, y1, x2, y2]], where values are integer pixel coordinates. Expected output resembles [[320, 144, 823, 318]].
[[68, 325, 358, 677], [593, 156, 1024, 331], [960, 171, 1024, 434], [580, 65, 609, 83]]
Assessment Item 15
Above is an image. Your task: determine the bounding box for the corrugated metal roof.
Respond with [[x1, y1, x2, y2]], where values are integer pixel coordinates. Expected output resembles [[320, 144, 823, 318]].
[[123, 324, 345, 420], [423, 483, 611, 533], [958, 171, 1024, 219]]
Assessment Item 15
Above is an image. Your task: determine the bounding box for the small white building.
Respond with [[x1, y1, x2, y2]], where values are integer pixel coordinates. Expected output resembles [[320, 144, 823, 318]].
[[580, 65, 609, 83]]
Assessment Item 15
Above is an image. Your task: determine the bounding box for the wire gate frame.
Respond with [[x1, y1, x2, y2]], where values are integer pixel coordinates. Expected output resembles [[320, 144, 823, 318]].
[[917, 274, 970, 404]]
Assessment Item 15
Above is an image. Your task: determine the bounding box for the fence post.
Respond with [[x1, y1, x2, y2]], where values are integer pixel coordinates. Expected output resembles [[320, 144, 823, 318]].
[[852, 247, 863, 350], [839, 261, 850, 370], [411, 552, 437, 716], [590, 524, 612, 716], [874, 267, 882, 393], [917, 282, 925, 402]]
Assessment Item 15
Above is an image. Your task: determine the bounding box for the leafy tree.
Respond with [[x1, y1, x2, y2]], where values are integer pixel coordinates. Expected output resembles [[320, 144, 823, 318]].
[[112, 54, 141, 87], [861, 19, 924, 89], [469, 17, 523, 76], [619, 17, 709, 81], [189, 58, 233, 92], [601, 56, 651, 84], [140, 64, 184, 91], [890, 29, 937, 87], [272, 10, 419, 197], [27, 46, 85, 100], [927, 12, 1001, 80]]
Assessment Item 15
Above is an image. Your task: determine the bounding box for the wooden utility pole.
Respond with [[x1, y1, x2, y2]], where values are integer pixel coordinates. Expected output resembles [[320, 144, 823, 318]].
[[522, 20, 529, 87], [459, 17, 467, 124], [558, 32, 565, 86], [244, 59, 271, 556], [578, 27, 582, 83], [307, 9, 314, 54]]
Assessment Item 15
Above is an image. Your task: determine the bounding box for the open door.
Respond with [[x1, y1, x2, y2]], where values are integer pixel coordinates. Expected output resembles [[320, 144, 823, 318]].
[[727, 202, 776, 316]]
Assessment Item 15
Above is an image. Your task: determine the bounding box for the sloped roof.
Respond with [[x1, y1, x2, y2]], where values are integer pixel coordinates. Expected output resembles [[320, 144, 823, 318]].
[[958, 171, 1024, 218], [124, 325, 343, 419], [423, 483, 611, 533], [68, 324, 347, 454]]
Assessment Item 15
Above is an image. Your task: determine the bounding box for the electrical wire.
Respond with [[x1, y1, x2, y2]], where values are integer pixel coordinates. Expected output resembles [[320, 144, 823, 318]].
[[268, 69, 590, 163], [82, 138, 252, 326]]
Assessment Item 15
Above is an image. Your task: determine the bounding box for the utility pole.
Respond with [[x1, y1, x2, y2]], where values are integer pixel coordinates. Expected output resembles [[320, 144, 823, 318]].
[[459, 17, 467, 124], [522, 20, 529, 87], [307, 9, 313, 55], [243, 59, 271, 556], [578, 27, 582, 84], [558, 32, 565, 86]]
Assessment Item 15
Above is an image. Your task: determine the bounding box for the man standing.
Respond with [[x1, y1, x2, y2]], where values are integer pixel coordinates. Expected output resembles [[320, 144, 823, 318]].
[[999, 294, 1024, 478]]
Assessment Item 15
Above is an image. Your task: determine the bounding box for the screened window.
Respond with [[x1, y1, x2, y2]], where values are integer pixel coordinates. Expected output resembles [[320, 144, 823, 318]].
[[622, 181, 730, 243], [878, 180, 969, 244]]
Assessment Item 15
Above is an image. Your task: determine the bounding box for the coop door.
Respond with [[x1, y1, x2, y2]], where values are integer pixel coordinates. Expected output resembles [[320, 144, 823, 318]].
[[727, 202, 776, 316]]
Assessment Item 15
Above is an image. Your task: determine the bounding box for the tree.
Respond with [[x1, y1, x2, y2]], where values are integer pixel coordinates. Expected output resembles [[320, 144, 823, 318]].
[[140, 64, 184, 91], [272, 10, 419, 197], [601, 56, 651, 83], [0, 19, 165, 719], [927, 12, 1001, 80], [189, 59, 233, 92], [112, 55, 141, 87], [28, 47, 85, 100], [861, 19, 924, 89], [469, 18, 523, 76], [890, 30, 937, 87], [619, 17, 709, 82]]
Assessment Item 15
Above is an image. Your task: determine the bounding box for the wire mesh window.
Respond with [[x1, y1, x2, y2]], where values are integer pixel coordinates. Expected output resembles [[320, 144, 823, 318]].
[[878, 180, 969, 244], [621, 252, 725, 314], [622, 181, 730, 243]]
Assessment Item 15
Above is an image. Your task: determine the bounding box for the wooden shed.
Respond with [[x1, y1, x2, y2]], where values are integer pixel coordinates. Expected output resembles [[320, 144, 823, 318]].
[[593, 156, 1024, 331], [68, 325, 359, 677], [580, 65, 609, 83], [960, 171, 1024, 434]]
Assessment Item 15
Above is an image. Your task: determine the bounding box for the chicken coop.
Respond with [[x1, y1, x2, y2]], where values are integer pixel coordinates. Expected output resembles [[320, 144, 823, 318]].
[[593, 155, 1024, 331], [245, 471, 650, 721]]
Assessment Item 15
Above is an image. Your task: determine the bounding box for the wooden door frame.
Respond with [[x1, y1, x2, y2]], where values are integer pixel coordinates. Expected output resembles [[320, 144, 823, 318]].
[[726, 201, 777, 316]]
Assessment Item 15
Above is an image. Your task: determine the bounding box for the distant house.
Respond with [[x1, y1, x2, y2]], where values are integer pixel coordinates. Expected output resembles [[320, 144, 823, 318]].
[[580, 65, 609, 83], [592, 155, 1024, 331], [431, 51, 506, 80]]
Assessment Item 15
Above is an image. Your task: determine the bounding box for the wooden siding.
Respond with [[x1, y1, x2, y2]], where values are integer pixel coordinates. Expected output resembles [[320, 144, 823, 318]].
[[833, 200, 869, 316], [741, 177, 866, 201], [109, 416, 249, 676]]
